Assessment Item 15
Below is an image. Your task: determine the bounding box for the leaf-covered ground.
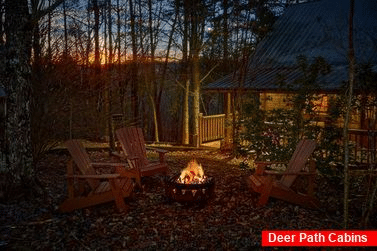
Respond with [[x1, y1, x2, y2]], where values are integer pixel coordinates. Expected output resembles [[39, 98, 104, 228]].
[[0, 148, 375, 250]]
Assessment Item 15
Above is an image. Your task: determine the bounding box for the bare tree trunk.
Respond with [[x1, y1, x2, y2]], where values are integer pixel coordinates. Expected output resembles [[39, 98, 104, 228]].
[[129, 0, 139, 124], [120, 0, 128, 124], [343, 0, 355, 229], [117, 0, 121, 66], [192, 49, 200, 148], [148, 0, 159, 142], [93, 0, 100, 70], [108, 0, 113, 66], [183, 79, 190, 145], [106, 0, 115, 151], [116, 0, 123, 127], [3, 0, 33, 183], [31, 2, 41, 74], [181, 0, 190, 145], [85, 0, 91, 67], [104, 9, 107, 65], [158, 1, 178, 142], [222, 0, 228, 71], [0, 0, 4, 46], [189, 0, 204, 148], [149, 95, 159, 142], [63, 0, 68, 59], [93, 0, 101, 139], [162, 1, 178, 83]]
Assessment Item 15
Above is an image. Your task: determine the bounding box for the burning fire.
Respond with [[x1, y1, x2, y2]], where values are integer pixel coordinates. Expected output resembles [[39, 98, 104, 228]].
[[177, 159, 207, 184]]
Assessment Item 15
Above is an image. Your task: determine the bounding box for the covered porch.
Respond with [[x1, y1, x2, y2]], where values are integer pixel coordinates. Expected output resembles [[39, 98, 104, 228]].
[[199, 91, 236, 147]]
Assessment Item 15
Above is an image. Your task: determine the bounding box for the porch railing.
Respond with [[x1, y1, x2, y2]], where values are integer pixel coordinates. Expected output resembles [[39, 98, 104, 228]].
[[199, 113, 227, 144], [348, 129, 377, 166]]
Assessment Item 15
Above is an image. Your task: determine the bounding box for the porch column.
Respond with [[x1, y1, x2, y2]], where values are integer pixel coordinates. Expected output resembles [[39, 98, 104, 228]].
[[224, 92, 232, 144]]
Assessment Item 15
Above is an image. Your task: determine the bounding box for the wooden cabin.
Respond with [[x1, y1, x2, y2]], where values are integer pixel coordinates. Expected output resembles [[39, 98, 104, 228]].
[[201, 0, 377, 147]]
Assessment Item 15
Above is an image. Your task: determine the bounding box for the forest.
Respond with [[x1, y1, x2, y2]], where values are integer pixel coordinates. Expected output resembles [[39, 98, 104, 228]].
[[0, 0, 295, 185]]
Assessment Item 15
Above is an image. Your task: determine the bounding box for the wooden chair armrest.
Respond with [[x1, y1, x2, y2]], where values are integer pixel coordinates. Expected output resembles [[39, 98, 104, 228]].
[[154, 148, 169, 154], [254, 161, 287, 166], [255, 170, 283, 181], [146, 147, 168, 163], [115, 166, 139, 178], [146, 146, 168, 153], [126, 155, 141, 160], [263, 170, 284, 175], [117, 154, 140, 161], [254, 161, 287, 175], [91, 162, 128, 168], [111, 151, 141, 162], [261, 171, 316, 176], [157, 149, 167, 163], [110, 151, 126, 160], [66, 174, 121, 179], [283, 171, 316, 176]]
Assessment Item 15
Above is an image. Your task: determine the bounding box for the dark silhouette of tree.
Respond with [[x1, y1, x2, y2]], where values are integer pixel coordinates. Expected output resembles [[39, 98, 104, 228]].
[[1, 0, 63, 194], [343, 0, 355, 229]]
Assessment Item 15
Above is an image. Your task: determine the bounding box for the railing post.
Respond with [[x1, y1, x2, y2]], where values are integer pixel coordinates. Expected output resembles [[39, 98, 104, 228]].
[[224, 92, 232, 145], [197, 113, 203, 146]]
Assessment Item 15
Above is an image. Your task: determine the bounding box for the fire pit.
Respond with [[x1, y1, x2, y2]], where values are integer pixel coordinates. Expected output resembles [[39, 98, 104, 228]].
[[165, 159, 215, 203]]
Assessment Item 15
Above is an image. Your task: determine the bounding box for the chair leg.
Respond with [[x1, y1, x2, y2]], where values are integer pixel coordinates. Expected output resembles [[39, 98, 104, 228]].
[[257, 176, 273, 207], [66, 159, 75, 199], [109, 179, 127, 212], [307, 159, 316, 197], [136, 176, 142, 188]]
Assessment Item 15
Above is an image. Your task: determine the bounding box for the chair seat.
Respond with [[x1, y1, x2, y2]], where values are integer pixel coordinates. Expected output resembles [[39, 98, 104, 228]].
[[93, 178, 133, 195], [140, 162, 167, 175], [94, 181, 110, 194], [248, 174, 262, 189]]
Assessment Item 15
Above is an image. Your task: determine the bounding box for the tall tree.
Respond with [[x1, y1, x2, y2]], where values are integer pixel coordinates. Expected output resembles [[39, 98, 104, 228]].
[[181, 0, 190, 145], [3, 0, 33, 185], [343, 0, 355, 229], [85, 0, 92, 67], [106, 0, 115, 150], [93, 0, 100, 71], [147, 0, 159, 142], [0, 0, 4, 46], [1, 0, 62, 192], [129, 0, 139, 123], [63, 0, 68, 59], [188, 0, 206, 147], [222, 0, 229, 71], [47, 0, 52, 62], [116, 0, 121, 66]]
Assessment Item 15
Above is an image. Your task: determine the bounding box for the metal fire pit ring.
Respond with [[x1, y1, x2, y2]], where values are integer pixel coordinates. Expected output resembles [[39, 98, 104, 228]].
[[165, 175, 215, 203]]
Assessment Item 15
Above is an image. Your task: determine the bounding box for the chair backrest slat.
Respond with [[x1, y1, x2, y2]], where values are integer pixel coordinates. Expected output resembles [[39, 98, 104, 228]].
[[116, 127, 148, 165], [280, 139, 317, 187], [65, 139, 99, 190]]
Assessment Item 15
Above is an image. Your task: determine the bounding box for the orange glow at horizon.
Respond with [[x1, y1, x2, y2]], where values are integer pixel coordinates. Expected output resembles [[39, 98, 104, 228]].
[[85, 50, 181, 65]]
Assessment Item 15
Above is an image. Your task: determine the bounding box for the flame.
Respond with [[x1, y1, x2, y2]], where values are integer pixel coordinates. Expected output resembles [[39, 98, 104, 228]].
[[177, 159, 206, 184]]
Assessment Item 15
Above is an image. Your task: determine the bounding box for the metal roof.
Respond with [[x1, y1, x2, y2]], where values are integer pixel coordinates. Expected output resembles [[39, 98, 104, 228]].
[[205, 0, 377, 92]]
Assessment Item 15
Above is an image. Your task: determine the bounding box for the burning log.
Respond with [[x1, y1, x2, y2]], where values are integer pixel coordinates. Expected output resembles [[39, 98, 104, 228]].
[[177, 159, 207, 184], [165, 159, 215, 203]]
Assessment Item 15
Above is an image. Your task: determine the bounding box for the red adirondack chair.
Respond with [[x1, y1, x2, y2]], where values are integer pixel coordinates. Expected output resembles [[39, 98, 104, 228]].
[[115, 127, 168, 187], [59, 140, 134, 213], [247, 139, 320, 209]]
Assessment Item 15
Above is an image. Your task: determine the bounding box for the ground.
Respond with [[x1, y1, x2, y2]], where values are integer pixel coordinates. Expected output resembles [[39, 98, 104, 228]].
[[0, 148, 375, 250]]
